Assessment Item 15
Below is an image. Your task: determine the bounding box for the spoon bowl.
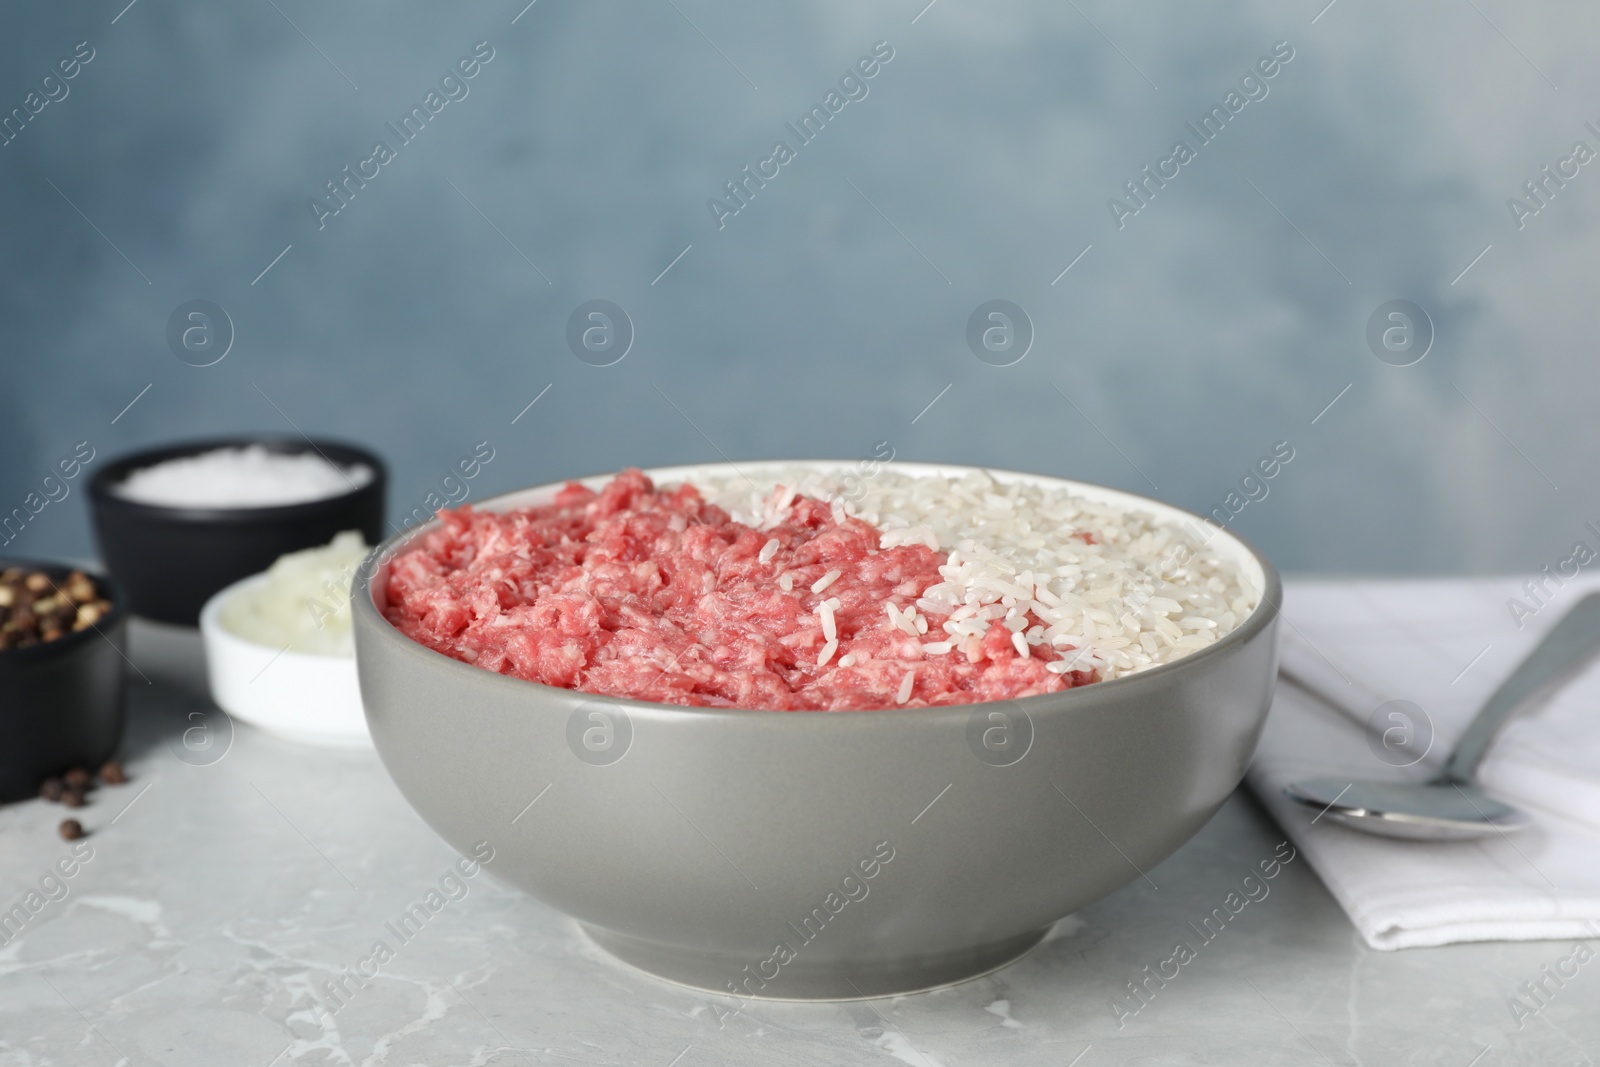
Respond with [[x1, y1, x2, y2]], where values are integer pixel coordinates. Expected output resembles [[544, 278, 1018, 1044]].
[[1284, 777, 1529, 841]]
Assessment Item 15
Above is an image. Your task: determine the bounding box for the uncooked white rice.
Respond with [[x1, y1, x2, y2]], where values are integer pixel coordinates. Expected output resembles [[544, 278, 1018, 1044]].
[[697, 467, 1259, 681], [817, 596, 840, 642]]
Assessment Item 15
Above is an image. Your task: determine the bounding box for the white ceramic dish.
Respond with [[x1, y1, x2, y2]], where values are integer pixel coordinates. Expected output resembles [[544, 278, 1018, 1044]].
[[199, 573, 370, 747]]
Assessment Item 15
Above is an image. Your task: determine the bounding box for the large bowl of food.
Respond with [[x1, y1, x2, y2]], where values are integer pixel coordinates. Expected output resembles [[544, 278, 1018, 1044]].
[[351, 461, 1281, 1000]]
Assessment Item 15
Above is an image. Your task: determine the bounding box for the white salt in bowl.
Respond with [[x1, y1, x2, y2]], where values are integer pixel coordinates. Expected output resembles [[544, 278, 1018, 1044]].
[[88, 436, 387, 626], [199, 573, 370, 747]]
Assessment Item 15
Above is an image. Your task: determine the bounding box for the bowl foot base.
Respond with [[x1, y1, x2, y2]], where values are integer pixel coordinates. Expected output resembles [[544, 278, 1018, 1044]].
[[580, 924, 1051, 1002]]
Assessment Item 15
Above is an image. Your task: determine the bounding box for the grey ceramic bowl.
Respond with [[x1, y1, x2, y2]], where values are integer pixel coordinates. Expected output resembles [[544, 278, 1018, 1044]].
[[353, 461, 1280, 1000]]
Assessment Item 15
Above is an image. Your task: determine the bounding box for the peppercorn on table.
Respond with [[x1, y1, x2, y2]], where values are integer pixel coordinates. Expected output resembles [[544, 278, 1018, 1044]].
[[0, 619, 1595, 1066]]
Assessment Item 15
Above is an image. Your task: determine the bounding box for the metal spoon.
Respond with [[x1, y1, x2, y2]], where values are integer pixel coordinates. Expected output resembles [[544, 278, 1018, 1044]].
[[1284, 592, 1600, 840]]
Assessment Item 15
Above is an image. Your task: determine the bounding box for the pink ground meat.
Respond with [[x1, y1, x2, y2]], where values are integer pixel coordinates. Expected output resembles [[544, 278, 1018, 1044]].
[[382, 469, 1094, 710]]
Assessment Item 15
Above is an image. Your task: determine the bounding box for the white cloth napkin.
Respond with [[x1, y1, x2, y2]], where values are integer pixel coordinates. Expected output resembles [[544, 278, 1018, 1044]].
[[1247, 576, 1600, 949]]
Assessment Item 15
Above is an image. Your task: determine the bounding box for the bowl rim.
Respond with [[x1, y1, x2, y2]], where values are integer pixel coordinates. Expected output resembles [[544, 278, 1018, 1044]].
[[0, 557, 128, 663], [88, 434, 388, 522], [351, 460, 1282, 721]]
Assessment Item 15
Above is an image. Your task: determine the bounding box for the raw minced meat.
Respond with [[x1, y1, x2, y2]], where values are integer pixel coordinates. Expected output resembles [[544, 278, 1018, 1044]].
[[382, 469, 1092, 710]]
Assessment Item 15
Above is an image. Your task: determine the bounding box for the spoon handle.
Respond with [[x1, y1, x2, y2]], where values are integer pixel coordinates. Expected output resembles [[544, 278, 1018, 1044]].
[[1442, 592, 1600, 783]]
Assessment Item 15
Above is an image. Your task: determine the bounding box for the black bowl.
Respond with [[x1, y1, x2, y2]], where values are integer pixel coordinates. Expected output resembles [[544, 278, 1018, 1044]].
[[89, 436, 388, 626], [0, 561, 128, 802]]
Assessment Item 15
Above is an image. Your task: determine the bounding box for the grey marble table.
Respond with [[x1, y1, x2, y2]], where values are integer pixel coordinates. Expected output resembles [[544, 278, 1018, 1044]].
[[2, 621, 1596, 1067]]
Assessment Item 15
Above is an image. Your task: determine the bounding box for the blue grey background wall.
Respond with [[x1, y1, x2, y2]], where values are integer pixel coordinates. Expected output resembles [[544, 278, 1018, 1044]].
[[2, 0, 1593, 574]]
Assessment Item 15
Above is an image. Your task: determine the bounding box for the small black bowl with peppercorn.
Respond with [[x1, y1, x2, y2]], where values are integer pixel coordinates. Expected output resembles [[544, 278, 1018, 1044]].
[[0, 561, 127, 802]]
